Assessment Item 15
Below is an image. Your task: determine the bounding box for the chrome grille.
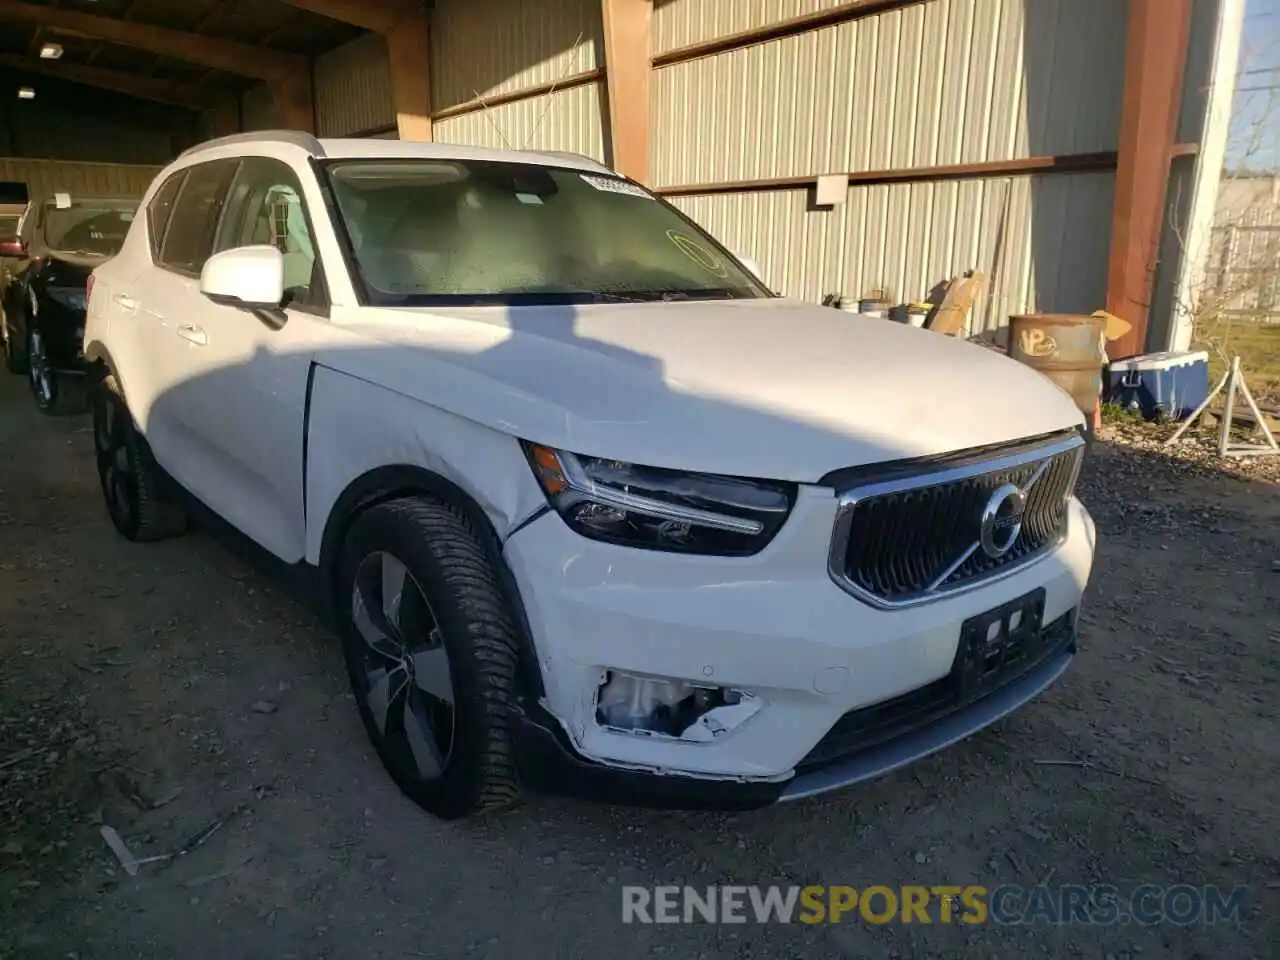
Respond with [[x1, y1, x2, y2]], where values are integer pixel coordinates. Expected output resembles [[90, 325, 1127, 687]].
[[827, 434, 1084, 607]]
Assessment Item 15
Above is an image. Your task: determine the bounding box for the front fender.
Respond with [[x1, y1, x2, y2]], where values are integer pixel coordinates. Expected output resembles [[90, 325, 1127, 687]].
[[303, 364, 548, 567]]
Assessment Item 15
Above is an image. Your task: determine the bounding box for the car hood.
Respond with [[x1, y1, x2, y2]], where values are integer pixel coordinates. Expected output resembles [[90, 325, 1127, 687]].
[[326, 298, 1085, 482]]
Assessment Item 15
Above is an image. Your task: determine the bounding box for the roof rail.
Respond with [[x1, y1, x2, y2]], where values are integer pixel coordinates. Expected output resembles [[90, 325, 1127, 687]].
[[179, 130, 326, 160]]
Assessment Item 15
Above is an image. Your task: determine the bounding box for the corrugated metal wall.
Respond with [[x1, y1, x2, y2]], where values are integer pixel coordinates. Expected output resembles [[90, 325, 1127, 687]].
[[654, 0, 855, 53], [427, 0, 607, 159], [655, 0, 1130, 334], [673, 169, 1113, 333], [0, 158, 161, 201], [430, 0, 602, 110], [315, 32, 396, 136], [653, 0, 1125, 187], [434, 83, 608, 160]]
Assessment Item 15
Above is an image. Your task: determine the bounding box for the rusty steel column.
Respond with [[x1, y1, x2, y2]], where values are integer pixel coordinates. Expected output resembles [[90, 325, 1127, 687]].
[[387, 7, 433, 141], [1105, 0, 1194, 359], [601, 0, 653, 183]]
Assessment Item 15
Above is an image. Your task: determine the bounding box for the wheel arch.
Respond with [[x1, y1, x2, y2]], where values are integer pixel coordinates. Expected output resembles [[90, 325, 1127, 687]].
[[317, 463, 546, 698], [83, 340, 118, 385]]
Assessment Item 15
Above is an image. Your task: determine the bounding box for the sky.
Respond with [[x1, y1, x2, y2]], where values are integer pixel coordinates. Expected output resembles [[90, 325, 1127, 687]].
[[1227, 0, 1280, 170]]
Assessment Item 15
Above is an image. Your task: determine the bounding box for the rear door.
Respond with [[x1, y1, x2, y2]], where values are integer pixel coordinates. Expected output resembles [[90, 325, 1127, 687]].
[[126, 159, 240, 492]]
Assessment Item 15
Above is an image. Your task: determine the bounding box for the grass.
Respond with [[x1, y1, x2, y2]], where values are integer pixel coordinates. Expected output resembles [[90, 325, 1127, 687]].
[[1193, 317, 1280, 406]]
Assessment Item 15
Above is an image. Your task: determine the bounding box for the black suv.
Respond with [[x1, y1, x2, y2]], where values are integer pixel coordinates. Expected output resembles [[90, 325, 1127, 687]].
[[1, 196, 137, 413]]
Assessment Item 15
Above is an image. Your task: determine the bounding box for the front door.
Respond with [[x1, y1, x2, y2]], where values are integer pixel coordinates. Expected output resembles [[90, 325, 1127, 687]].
[[156, 157, 326, 562]]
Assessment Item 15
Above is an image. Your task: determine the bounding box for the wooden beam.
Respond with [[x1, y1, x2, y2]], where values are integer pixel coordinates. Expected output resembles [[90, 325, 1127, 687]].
[[656, 152, 1124, 198], [277, 2, 430, 139], [1105, 0, 1194, 360], [601, 0, 653, 182], [0, 0, 305, 81], [0, 53, 233, 109], [275, 0, 418, 34], [387, 7, 432, 140]]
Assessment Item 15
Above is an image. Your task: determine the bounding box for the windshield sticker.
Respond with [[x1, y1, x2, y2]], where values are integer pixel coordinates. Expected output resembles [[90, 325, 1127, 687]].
[[666, 230, 729, 279], [515, 192, 544, 205], [580, 174, 655, 199], [54, 192, 71, 210]]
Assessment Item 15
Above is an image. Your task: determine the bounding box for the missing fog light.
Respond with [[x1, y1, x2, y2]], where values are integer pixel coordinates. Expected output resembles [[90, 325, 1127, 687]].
[[595, 671, 761, 742]]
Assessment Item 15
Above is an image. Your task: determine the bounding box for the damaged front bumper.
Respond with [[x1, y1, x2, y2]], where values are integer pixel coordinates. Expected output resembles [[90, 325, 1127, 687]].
[[503, 488, 1094, 809]]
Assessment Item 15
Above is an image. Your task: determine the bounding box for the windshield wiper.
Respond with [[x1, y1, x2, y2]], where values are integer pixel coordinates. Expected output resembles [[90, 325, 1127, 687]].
[[595, 289, 745, 302], [589, 292, 649, 303]]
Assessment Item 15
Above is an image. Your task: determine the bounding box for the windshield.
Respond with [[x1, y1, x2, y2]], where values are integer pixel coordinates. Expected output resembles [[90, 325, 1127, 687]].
[[41, 202, 136, 257], [323, 159, 771, 306]]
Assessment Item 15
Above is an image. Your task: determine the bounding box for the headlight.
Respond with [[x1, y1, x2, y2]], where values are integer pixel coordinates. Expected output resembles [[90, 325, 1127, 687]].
[[523, 443, 795, 556]]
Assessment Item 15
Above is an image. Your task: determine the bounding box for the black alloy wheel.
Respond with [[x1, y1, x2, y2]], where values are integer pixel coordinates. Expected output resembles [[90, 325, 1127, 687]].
[[27, 328, 55, 410], [340, 497, 522, 820]]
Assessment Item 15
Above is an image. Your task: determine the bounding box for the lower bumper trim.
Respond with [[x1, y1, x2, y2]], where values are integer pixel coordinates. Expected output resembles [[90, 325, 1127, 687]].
[[512, 704, 785, 811], [779, 643, 1074, 801]]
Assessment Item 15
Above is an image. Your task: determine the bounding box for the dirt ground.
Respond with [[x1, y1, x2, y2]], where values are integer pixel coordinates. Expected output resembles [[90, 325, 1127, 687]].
[[0, 371, 1276, 960]]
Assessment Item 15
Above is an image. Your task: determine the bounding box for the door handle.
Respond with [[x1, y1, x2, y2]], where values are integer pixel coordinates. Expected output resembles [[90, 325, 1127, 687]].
[[114, 294, 137, 310], [177, 324, 208, 346]]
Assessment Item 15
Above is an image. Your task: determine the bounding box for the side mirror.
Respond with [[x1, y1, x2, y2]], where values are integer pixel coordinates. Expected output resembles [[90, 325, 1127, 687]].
[[0, 239, 26, 257], [200, 245, 285, 309]]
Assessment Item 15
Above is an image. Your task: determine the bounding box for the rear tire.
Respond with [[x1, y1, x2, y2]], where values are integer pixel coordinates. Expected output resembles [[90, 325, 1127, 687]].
[[339, 496, 523, 820], [92, 374, 188, 542]]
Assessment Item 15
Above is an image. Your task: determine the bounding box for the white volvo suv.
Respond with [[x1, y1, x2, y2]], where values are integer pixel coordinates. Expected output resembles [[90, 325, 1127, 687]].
[[83, 132, 1096, 820]]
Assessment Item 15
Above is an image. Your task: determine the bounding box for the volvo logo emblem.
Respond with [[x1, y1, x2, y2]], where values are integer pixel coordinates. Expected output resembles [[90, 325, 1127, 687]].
[[979, 483, 1027, 559]]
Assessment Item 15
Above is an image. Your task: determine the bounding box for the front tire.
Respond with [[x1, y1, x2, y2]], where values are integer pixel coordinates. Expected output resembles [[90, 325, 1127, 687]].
[[339, 497, 523, 820], [92, 374, 188, 541]]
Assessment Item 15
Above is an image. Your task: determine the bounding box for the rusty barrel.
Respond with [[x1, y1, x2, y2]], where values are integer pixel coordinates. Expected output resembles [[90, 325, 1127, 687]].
[[1007, 313, 1107, 416]]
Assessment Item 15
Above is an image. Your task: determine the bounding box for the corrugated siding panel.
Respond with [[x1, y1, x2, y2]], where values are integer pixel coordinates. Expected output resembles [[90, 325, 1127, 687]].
[[841, 170, 1114, 334], [241, 83, 277, 131], [670, 170, 1113, 334], [653, 0, 852, 53], [0, 158, 160, 201], [315, 32, 396, 136], [672, 190, 848, 302], [433, 83, 607, 161], [651, 0, 1127, 187], [431, 0, 601, 110]]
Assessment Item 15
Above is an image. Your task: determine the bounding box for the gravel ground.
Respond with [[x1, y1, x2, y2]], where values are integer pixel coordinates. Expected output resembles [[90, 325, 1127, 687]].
[[1, 373, 1277, 959]]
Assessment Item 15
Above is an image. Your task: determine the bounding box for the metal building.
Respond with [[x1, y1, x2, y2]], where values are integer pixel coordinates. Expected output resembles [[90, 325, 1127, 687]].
[[0, 0, 1246, 358]]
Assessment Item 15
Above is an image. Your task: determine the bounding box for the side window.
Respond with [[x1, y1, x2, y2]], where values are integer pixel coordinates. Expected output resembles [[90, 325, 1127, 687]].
[[147, 171, 186, 260], [160, 160, 238, 276], [215, 157, 322, 307]]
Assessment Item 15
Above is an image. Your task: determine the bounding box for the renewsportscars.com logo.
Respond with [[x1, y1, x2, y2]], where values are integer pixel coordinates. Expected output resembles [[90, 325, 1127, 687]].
[[621, 884, 1250, 926]]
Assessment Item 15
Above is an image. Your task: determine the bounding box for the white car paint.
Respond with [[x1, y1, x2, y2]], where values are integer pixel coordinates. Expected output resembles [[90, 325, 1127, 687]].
[[84, 133, 1096, 796]]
